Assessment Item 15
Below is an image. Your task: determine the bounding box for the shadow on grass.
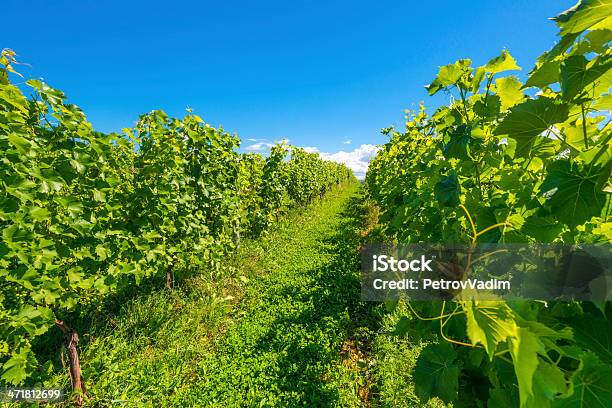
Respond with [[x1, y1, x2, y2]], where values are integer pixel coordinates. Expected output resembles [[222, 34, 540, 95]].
[[30, 270, 176, 381]]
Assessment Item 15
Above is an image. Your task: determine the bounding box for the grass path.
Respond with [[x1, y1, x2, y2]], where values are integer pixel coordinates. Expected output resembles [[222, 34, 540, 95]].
[[50, 183, 383, 407], [182, 182, 373, 406]]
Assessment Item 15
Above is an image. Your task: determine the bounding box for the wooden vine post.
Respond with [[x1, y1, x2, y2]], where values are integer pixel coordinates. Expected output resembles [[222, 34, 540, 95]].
[[55, 320, 85, 406], [166, 258, 177, 289], [166, 263, 173, 289]]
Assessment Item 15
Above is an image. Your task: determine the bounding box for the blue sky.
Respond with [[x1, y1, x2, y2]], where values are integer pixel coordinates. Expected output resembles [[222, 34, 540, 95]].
[[4, 0, 570, 177]]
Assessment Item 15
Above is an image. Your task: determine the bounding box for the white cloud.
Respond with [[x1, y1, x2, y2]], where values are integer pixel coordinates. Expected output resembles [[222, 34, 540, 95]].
[[304, 144, 380, 180], [244, 138, 290, 152], [343, 139, 352, 145], [246, 141, 379, 179], [245, 142, 274, 151]]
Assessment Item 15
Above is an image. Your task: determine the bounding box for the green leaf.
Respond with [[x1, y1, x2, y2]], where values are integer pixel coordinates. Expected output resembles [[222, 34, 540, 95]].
[[552, 0, 612, 36], [93, 189, 106, 202], [67, 268, 84, 282], [425, 59, 472, 95], [474, 206, 503, 242], [521, 215, 565, 242], [471, 66, 486, 93], [496, 76, 525, 110], [26, 79, 65, 106], [584, 29, 612, 53], [463, 300, 518, 357], [95, 244, 109, 261], [55, 197, 84, 215], [541, 160, 607, 227], [3, 224, 34, 243], [560, 54, 612, 100], [525, 60, 561, 88], [70, 159, 86, 173], [521, 136, 559, 159], [413, 343, 460, 403], [485, 50, 521, 74], [593, 92, 612, 111], [540, 33, 581, 64], [1, 349, 34, 385], [553, 352, 612, 407], [40, 178, 64, 193], [443, 125, 473, 160], [473, 94, 501, 119], [8, 134, 34, 156], [563, 316, 612, 364], [0, 198, 19, 217], [509, 327, 544, 407], [494, 97, 570, 155], [29, 206, 50, 221], [434, 171, 461, 207], [526, 361, 568, 407], [384, 300, 398, 313]]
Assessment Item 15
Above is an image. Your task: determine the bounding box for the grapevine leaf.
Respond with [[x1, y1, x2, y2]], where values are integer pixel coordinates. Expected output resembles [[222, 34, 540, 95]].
[[584, 29, 612, 52], [541, 160, 607, 227], [553, 352, 612, 407], [526, 361, 568, 407], [0, 198, 19, 217], [55, 197, 84, 215], [521, 136, 558, 159], [434, 171, 461, 207], [562, 316, 612, 364], [14, 306, 54, 336], [7, 134, 33, 155], [485, 50, 521, 74], [493, 97, 570, 155], [29, 206, 50, 221], [3, 224, 34, 243], [40, 178, 64, 193], [509, 327, 544, 407], [473, 94, 501, 119], [539, 32, 581, 64], [471, 66, 486, 93], [1, 350, 33, 385], [463, 300, 518, 357], [552, 0, 612, 36], [93, 189, 106, 202], [521, 215, 565, 242], [525, 60, 560, 88], [560, 54, 612, 101], [496, 76, 525, 110], [413, 343, 460, 403], [443, 125, 473, 160], [475, 206, 503, 243], [593, 92, 612, 111], [425, 59, 472, 95]]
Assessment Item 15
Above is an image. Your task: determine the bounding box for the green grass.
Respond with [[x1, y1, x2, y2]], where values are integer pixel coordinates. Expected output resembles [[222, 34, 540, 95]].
[[30, 184, 447, 407], [370, 302, 448, 408], [180, 183, 368, 406]]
